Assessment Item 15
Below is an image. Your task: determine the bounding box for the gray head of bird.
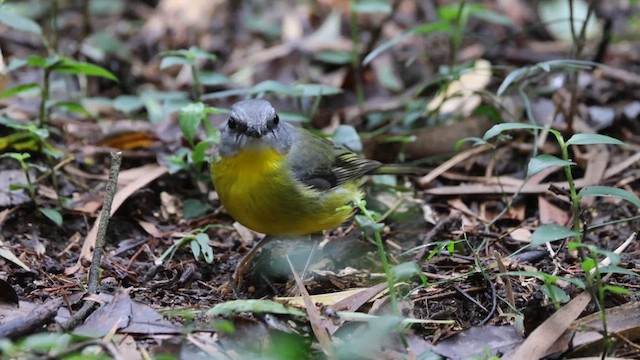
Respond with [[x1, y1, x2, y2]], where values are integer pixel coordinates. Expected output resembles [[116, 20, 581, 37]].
[[218, 99, 293, 156]]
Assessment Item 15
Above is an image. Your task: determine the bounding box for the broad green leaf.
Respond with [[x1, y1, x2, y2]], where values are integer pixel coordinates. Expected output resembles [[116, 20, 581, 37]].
[[26, 55, 49, 68], [530, 224, 579, 247], [540, 284, 570, 304], [364, 20, 452, 66], [497, 67, 529, 95], [7, 57, 28, 72], [51, 58, 118, 82], [191, 138, 216, 164], [179, 102, 205, 146], [332, 125, 362, 152], [578, 186, 640, 209], [0, 83, 40, 99], [198, 71, 231, 86], [249, 80, 299, 97], [582, 257, 596, 273], [113, 95, 144, 113], [602, 285, 631, 295], [470, 8, 512, 26], [278, 111, 308, 123], [39, 208, 62, 227], [196, 233, 214, 263], [354, 214, 384, 231], [598, 266, 638, 276], [351, 0, 392, 14], [363, 31, 413, 66], [160, 56, 195, 69], [190, 238, 200, 259], [314, 51, 353, 65], [295, 83, 342, 96], [501, 271, 585, 288], [391, 262, 422, 281], [565, 133, 627, 146], [482, 123, 546, 141], [0, 10, 42, 35], [207, 300, 306, 317], [183, 198, 211, 219], [186, 47, 217, 62], [52, 101, 91, 116], [527, 154, 575, 177]]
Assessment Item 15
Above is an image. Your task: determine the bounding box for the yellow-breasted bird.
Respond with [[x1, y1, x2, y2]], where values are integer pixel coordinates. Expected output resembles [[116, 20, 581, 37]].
[[210, 99, 419, 283]]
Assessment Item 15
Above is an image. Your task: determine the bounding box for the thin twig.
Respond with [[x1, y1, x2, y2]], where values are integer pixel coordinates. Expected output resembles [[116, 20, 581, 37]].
[[61, 152, 122, 330], [88, 152, 122, 294]]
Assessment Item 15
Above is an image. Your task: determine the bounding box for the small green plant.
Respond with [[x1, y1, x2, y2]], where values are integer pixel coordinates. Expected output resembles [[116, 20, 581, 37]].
[[481, 122, 639, 344], [164, 102, 224, 186], [349, 198, 427, 315], [1, 55, 117, 126], [160, 46, 219, 101], [156, 227, 220, 265]]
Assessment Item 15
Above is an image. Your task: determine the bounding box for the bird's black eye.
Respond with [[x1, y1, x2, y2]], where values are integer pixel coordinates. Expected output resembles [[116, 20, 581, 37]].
[[228, 118, 237, 129], [273, 115, 280, 126]]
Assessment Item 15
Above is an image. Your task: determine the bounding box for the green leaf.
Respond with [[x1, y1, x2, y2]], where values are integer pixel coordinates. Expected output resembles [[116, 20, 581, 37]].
[[26, 55, 49, 68], [0, 10, 42, 35], [52, 101, 91, 116], [294, 83, 343, 96], [602, 285, 631, 295], [598, 266, 638, 276], [351, 0, 392, 14], [160, 56, 195, 69], [540, 284, 570, 304], [482, 123, 546, 141], [191, 138, 216, 164], [190, 237, 200, 259], [0, 83, 40, 99], [51, 58, 118, 82], [113, 95, 144, 113], [527, 154, 575, 177], [363, 31, 413, 66], [196, 233, 214, 263], [249, 80, 300, 97], [7, 57, 28, 72], [179, 102, 205, 146], [186, 47, 217, 62], [470, 8, 513, 26], [497, 67, 529, 95], [578, 186, 640, 209], [530, 224, 579, 247], [582, 257, 596, 273], [198, 71, 231, 86], [207, 300, 306, 317], [183, 198, 211, 219], [314, 51, 353, 65], [354, 214, 384, 231], [391, 262, 422, 281], [39, 208, 62, 227], [332, 125, 362, 152], [565, 134, 627, 146]]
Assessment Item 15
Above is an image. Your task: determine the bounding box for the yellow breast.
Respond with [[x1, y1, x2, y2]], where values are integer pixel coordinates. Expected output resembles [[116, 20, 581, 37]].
[[210, 147, 359, 235]]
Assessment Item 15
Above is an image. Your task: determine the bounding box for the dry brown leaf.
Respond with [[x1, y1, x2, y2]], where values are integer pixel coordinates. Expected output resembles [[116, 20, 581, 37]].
[[538, 196, 570, 226], [507, 291, 591, 360]]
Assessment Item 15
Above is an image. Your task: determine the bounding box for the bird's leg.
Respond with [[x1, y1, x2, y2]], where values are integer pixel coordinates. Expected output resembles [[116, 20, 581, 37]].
[[233, 234, 272, 288]]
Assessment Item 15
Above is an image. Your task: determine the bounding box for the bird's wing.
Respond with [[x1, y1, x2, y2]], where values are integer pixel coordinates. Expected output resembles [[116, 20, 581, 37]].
[[286, 127, 382, 191]]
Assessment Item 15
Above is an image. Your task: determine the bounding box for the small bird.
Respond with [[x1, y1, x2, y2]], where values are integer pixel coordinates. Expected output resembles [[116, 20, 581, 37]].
[[210, 99, 418, 283], [210, 99, 419, 234]]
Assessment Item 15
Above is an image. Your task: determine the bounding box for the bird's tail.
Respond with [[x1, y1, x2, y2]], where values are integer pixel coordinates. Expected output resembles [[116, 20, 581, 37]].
[[373, 164, 425, 175]]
